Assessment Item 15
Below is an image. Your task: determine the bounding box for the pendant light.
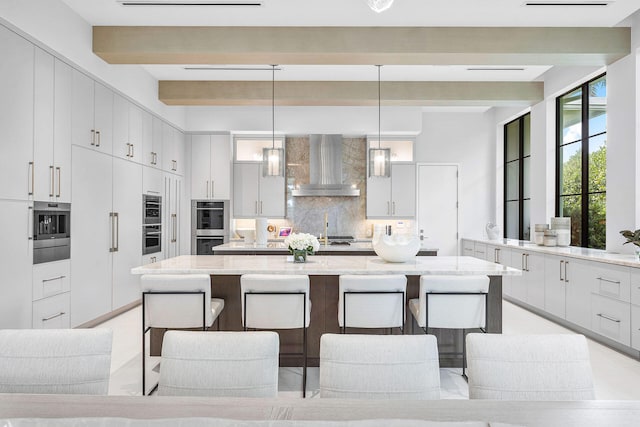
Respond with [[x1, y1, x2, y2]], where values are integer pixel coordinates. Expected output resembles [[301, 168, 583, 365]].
[[369, 65, 391, 178], [263, 64, 284, 177], [368, 0, 394, 13]]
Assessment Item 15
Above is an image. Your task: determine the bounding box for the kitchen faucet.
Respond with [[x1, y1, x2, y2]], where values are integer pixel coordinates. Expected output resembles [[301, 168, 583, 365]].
[[324, 212, 329, 245]]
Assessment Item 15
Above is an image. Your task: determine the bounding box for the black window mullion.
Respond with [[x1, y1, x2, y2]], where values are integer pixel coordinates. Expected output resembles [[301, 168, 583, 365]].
[[581, 86, 589, 248], [518, 116, 524, 240]]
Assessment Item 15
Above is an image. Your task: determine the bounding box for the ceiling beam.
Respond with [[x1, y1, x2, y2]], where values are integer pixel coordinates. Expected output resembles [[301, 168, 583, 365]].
[[158, 80, 543, 106], [93, 26, 629, 65]]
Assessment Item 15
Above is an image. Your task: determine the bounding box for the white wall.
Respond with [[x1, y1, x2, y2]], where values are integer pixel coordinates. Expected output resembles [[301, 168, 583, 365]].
[[0, 0, 185, 128], [415, 111, 496, 240], [185, 106, 423, 134]]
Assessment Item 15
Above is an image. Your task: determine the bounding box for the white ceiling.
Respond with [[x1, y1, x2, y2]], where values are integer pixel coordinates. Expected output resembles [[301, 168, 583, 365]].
[[59, 0, 640, 103]]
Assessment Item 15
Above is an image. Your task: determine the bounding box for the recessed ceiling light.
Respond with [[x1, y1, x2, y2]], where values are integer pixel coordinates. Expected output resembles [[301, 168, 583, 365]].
[[524, 1, 611, 6], [117, 1, 263, 6], [184, 66, 282, 71], [467, 67, 526, 71]]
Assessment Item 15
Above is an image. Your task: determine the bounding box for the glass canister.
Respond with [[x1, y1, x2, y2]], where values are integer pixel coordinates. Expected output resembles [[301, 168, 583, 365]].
[[534, 224, 549, 245], [550, 217, 571, 247], [543, 229, 558, 247]]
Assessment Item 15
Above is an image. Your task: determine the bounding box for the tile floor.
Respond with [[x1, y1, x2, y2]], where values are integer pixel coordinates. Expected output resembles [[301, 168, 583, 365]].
[[100, 300, 640, 399]]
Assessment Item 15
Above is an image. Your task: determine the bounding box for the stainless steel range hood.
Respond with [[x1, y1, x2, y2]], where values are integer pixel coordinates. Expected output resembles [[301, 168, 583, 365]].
[[291, 134, 360, 197]]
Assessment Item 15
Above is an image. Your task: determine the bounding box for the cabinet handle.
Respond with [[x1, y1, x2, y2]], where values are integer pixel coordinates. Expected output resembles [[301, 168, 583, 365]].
[[152, 152, 157, 165], [42, 275, 66, 283], [109, 212, 117, 252], [49, 166, 55, 197], [521, 253, 525, 271], [560, 260, 564, 281], [494, 248, 499, 263], [387, 201, 390, 215], [597, 313, 621, 323], [172, 213, 177, 243], [56, 167, 61, 198], [91, 129, 96, 146], [392, 201, 396, 215], [211, 180, 214, 198], [96, 131, 101, 147], [28, 206, 33, 240], [131, 144, 134, 158], [114, 212, 119, 251], [597, 277, 621, 285], [564, 261, 569, 283], [206, 180, 209, 198], [28, 161, 34, 196], [127, 143, 132, 157], [255, 201, 258, 214], [525, 253, 529, 272], [260, 201, 263, 214], [42, 312, 66, 322]]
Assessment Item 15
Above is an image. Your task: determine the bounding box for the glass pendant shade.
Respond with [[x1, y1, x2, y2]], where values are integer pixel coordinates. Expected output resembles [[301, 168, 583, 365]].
[[368, 0, 394, 13], [263, 147, 284, 177], [369, 147, 391, 177]]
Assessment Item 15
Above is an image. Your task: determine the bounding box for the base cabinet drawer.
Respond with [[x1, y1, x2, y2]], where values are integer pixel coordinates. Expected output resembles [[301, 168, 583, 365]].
[[591, 294, 630, 346], [32, 292, 70, 329], [591, 264, 630, 303], [632, 305, 640, 351], [32, 260, 70, 301]]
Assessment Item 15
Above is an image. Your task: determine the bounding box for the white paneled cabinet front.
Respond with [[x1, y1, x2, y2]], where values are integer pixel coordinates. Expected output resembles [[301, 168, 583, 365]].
[[0, 24, 34, 201], [191, 134, 231, 200], [113, 94, 143, 163], [233, 163, 285, 218], [164, 173, 183, 258], [112, 157, 142, 310], [34, 51, 72, 203], [162, 123, 184, 175], [71, 70, 113, 154], [141, 113, 162, 168], [0, 200, 33, 328], [366, 164, 416, 218], [508, 249, 544, 309]]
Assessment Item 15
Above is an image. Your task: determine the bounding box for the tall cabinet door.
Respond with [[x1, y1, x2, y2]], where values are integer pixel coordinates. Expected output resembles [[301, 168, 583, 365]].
[[71, 69, 95, 149], [0, 200, 33, 328], [70, 146, 113, 327], [191, 135, 211, 199], [112, 157, 142, 310], [93, 82, 113, 155], [53, 59, 72, 203], [33, 48, 54, 202], [164, 173, 182, 258], [233, 163, 259, 217], [391, 164, 416, 217], [366, 177, 391, 218], [0, 25, 34, 201], [259, 171, 285, 218], [210, 134, 231, 199]]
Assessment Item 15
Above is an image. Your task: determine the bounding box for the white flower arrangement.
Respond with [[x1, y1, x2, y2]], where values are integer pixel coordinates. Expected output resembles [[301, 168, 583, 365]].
[[284, 232, 320, 255]]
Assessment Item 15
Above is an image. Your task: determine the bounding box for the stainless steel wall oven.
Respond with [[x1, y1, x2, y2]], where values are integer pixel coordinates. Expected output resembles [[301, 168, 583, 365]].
[[191, 200, 229, 254], [143, 195, 162, 255], [33, 202, 71, 264]]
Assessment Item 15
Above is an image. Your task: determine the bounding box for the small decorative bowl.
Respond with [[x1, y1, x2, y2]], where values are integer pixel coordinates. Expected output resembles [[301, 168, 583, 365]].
[[372, 234, 420, 263]]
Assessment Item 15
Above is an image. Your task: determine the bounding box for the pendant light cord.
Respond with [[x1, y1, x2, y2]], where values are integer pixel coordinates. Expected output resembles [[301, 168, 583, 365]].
[[272, 64, 276, 149], [377, 65, 382, 149]]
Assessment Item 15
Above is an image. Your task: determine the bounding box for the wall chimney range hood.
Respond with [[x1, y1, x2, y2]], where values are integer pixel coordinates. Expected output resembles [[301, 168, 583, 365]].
[[292, 135, 360, 197]]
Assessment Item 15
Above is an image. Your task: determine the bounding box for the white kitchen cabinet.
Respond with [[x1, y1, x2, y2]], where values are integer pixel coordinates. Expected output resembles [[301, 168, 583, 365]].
[[191, 134, 231, 200], [233, 163, 285, 218], [0, 200, 33, 328], [143, 165, 163, 196], [164, 172, 183, 258], [32, 260, 70, 302], [474, 243, 487, 260], [544, 255, 592, 327], [34, 52, 72, 203], [162, 123, 184, 175], [508, 249, 544, 309], [32, 292, 70, 329], [366, 164, 416, 218], [113, 94, 143, 163], [141, 112, 163, 168], [71, 70, 113, 154], [70, 146, 113, 327], [461, 239, 474, 256], [112, 157, 142, 310], [0, 25, 34, 201], [591, 293, 631, 346]]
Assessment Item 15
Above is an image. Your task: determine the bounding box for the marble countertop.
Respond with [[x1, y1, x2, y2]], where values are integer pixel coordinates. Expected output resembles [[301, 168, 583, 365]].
[[464, 237, 640, 268], [215, 241, 438, 252], [132, 255, 520, 276]]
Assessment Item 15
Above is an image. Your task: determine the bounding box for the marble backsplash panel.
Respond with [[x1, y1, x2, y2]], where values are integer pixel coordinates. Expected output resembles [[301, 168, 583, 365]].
[[285, 136, 368, 238]]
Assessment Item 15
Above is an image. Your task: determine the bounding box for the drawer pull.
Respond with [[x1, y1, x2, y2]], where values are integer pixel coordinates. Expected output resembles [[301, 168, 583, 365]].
[[42, 312, 66, 322], [597, 313, 621, 323], [597, 277, 621, 285], [42, 275, 66, 283]]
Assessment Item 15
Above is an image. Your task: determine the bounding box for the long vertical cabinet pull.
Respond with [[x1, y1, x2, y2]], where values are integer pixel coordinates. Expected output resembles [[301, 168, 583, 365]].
[[56, 167, 61, 198], [521, 253, 525, 271], [392, 201, 396, 215], [114, 213, 119, 252], [109, 212, 120, 252], [91, 129, 96, 146], [171, 213, 177, 243], [28, 206, 33, 240], [525, 253, 529, 272], [564, 261, 569, 283], [49, 166, 55, 197], [206, 181, 209, 198], [109, 213, 115, 252], [560, 260, 564, 281], [387, 201, 390, 215], [96, 131, 101, 147], [28, 161, 34, 196], [260, 201, 263, 214], [211, 181, 214, 199]]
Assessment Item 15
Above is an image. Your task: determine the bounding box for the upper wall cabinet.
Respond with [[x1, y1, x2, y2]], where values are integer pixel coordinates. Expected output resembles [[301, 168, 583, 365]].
[[191, 134, 231, 200], [113, 94, 143, 163], [141, 113, 163, 168], [0, 25, 34, 201], [233, 163, 285, 218], [71, 70, 113, 154], [162, 123, 184, 176], [33, 49, 72, 203], [366, 163, 416, 219]]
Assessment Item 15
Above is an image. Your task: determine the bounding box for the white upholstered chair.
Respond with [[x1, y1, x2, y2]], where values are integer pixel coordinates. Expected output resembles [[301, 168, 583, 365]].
[[338, 275, 407, 332], [409, 275, 489, 378], [466, 333, 596, 400], [0, 329, 112, 395], [140, 274, 225, 395], [240, 274, 311, 397], [319, 333, 440, 399], [157, 331, 279, 397]]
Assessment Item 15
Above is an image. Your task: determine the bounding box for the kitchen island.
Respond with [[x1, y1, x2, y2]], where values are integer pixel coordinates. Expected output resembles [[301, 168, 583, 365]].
[[132, 255, 519, 367], [212, 241, 438, 256]]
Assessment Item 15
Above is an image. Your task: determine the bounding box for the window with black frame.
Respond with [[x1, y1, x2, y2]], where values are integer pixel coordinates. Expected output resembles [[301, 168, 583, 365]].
[[504, 113, 531, 240], [556, 74, 606, 249]]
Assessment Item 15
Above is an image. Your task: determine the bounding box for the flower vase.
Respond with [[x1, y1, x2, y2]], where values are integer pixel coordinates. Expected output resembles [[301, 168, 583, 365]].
[[292, 249, 307, 263]]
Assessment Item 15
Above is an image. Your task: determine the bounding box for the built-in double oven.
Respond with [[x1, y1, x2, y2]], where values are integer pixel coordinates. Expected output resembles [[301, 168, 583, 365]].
[[142, 195, 162, 255], [191, 200, 229, 255]]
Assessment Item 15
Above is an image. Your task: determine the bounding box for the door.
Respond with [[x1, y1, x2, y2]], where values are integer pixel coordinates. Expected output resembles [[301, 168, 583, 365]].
[[152, 116, 163, 168], [508, 249, 527, 302], [259, 169, 285, 218], [544, 255, 566, 318], [70, 146, 113, 327], [391, 163, 416, 217], [71, 69, 94, 149], [0, 25, 34, 201], [53, 59, 72, 203], [164, 173, 181, 258], [366, 176, 391, 218], [191, 135, 211, 199], [93, 82, 113, 154], [0, 200, 33, 328], [128, 103, 143, 163], [565, 259, 594, 329], [416, 164, 458, 256], [211, 134, 231, 199], [233, 163, 259, 217], [524, 251, 545, 310], [112, 157, 142, 310], [33, 48, 54, 202]]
